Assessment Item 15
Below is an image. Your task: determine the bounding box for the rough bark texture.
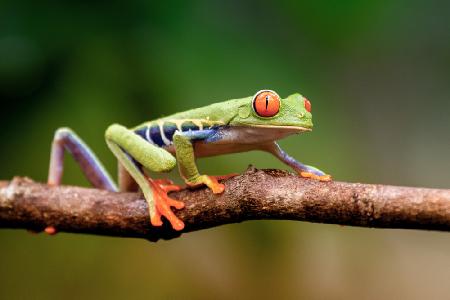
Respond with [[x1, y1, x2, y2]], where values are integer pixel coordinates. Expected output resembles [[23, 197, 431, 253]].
[[1, 167, 449, 241]]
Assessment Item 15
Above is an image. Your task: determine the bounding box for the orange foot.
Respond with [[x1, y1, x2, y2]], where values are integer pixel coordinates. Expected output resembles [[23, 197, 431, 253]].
[[300, 172, 332, 182], [187, 173, 239, 194], [147, 177, 185, 231]]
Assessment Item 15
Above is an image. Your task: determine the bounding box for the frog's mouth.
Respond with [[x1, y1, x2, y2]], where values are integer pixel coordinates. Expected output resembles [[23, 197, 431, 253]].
[[248, 124, 312, 132]]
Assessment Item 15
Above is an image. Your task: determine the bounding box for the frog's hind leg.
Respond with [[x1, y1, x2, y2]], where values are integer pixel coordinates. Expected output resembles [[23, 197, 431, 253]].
[[48, 127, 117, 191], [45, 127, 117, 235], [105, 124, 184, 231]]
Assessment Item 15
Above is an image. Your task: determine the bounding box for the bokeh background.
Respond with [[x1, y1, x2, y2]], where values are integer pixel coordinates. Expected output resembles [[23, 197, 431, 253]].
[[1, 1, 450, 299]]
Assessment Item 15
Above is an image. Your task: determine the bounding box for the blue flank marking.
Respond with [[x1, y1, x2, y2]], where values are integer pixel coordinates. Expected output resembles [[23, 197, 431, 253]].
[[181, 129, 217, 140], [134, 125, 223, 146], [133, 126, 164, 147], [163, 125, 178, 141], [150, 126, 164, 146], [134, 127, 147, 140], [183, 127, 224, 143], [204, 128, 223, 143]]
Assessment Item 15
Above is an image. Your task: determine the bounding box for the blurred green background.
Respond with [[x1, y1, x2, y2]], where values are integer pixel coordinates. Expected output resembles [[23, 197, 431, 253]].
[[1, 1, 450, 299]]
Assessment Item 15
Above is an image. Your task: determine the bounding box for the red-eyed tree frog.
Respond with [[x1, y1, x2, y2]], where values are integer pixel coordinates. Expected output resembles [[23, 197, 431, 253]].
[[47, 90, 331, 232]]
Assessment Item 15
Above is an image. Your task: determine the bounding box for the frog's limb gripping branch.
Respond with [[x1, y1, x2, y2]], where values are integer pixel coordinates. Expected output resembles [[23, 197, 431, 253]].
[[1, 167, 450, 242]]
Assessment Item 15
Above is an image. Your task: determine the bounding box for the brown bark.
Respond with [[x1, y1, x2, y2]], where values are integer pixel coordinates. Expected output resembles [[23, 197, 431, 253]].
[[1, 167, 449, 242]]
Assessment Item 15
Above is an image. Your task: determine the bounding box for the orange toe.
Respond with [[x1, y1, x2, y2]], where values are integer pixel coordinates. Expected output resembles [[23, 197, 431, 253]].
[[166, 198, 185, 210], [160, 185, 182, 193], [186, 173, 236, 193], [319, 174, 332, 181], [147, 177, 185, 231], [205, 175, 226, 194], [44, 226, 57, 235], [300, 172, 332, 182], [211, 182, 225, 194], [150, 210, 163, 227], [167, 215, 185, 231], [152, 179, 183, 193]]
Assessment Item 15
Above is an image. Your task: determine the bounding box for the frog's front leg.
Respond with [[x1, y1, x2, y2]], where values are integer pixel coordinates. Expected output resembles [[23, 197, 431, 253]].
[[173, 130, 225, 193], [262, 142, 331, 181], [105, 124, 185, 231]]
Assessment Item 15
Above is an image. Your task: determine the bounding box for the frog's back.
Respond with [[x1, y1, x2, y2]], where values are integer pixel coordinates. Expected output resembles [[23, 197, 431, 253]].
[[161, 97, 248, 122]]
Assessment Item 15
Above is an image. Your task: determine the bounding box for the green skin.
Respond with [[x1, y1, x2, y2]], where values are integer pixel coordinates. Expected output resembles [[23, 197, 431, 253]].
[[48, 91, 330, 231]]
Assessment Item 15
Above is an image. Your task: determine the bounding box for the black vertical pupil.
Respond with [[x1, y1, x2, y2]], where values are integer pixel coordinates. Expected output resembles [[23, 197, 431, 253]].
[[265, 95, 269, 110]]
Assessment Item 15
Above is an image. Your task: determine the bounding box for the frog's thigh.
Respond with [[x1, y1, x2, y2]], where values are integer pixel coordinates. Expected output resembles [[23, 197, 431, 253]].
[[106, 124, 176, 173], [105, 124, 177, 218]]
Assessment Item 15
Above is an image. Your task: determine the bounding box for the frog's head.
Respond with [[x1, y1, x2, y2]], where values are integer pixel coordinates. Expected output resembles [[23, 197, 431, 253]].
[[229, 90, 313, 132]]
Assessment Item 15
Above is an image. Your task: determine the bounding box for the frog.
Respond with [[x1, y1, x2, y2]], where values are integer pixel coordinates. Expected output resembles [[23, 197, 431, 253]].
[[47, 90, 331, 232]]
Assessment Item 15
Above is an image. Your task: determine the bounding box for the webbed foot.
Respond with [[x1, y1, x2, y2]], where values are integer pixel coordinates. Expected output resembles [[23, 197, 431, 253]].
[[186, 173, 239, 194], [300, 171, 332, 182], [147, 177, 185, 231]]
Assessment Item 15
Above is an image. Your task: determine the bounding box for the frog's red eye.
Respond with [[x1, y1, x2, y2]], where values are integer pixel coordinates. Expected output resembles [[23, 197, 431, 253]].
[[304, 98, 311, 112], [252, 90, 280, 117]]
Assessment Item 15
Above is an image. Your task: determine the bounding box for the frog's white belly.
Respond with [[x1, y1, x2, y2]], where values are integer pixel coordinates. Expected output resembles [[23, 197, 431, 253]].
[[164, 126, 307, 158]]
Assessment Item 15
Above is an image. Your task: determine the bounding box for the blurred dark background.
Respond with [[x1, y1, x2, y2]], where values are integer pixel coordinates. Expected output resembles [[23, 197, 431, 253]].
[[1, 1, 450, 299]]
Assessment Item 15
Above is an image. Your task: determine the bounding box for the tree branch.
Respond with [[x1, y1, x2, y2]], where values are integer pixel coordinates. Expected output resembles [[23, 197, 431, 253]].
[[1, 167, 449, 241]]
